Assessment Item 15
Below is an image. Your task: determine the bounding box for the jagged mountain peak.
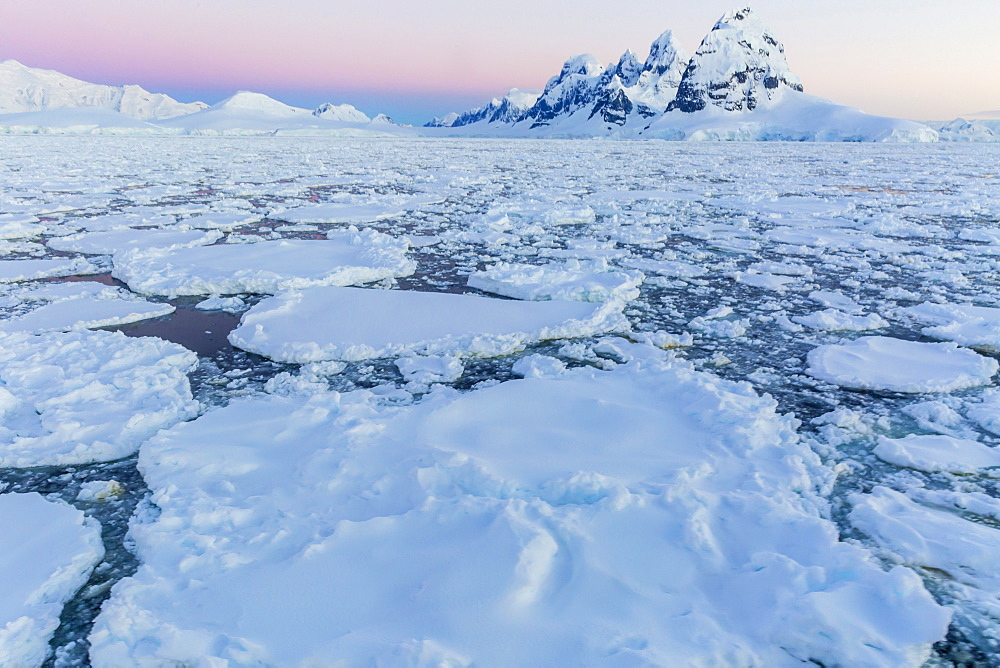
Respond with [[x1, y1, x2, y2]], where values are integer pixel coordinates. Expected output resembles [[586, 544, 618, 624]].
[[614, 50, 644, 88], [668, 6, 802, 113]]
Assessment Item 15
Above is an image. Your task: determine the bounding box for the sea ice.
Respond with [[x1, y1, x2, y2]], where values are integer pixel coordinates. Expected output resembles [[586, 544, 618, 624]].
[[112, 230, 414, 297], [0, 296, 173, 333], [0, 493, 103, 667], [90, 355, 948, 665], [467, 259, 642, 302], [904, 302, 1000, 352], [0, 257, 97, 282], [47, 228, 222, 255], [0, 329, 199, 466], [229, 286, 628, 362], [807, 336, 998, 393], [874, 434, 1000, 475]]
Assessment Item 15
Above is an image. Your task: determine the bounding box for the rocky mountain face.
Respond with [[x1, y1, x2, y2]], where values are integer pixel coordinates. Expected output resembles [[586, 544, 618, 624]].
[[429, 7, 807, 130], [668, 6, 802, 113], [0, 59, 205, 120]]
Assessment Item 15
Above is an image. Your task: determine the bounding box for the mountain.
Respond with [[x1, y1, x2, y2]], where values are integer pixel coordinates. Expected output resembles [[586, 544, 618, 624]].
[[313, 103, 370, 123], [667, 7, 801, 113], [427, 88, 540, 128], [0, 59, 205, 120], [428, 30, 688, 135], [426, 7, 937, 142], [931, 118, 999, 142]]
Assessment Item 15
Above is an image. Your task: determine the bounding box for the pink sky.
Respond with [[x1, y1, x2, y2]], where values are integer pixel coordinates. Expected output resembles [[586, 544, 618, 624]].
[[2, 0, 998, 123]]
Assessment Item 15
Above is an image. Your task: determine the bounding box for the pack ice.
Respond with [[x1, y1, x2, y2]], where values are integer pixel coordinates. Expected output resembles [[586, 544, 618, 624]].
[[90, 353, 948, 665], [0, 493, 103, 667]]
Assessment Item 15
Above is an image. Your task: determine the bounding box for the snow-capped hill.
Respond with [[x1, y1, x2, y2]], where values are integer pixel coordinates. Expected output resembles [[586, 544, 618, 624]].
[[0, 59, 205, 120], [370, 114, 396, 125], [668, 6, 802, 113], [210, 91, 306, 115], [313, 103, 370, 123]]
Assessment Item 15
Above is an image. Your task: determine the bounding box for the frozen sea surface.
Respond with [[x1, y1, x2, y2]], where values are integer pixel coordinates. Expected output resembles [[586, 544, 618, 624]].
[[1, 136, 1000, 665]]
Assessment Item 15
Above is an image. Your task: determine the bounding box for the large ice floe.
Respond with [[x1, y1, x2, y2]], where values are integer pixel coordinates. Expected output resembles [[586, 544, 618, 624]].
[[0, 492, 103, 666], [112, 229, 415, 297], [90, 352, 948, 665], [807, 336, 998, 393], [0, 329, 198, 466], [229, 286, 629, 362]]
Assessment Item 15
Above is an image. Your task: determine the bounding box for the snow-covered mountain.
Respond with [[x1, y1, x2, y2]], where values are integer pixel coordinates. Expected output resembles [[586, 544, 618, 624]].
[[313, 102, 370, 123], [427, 88, 540, 128], [428, 30, 688, 134], [667, 7, 801, 113], [427, 7, 937, 142], [0, 59, 205, 120]]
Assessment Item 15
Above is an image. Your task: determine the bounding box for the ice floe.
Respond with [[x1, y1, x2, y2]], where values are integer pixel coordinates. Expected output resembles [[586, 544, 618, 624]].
[[904, 302, 1000, 352], [91, 355, 948, 665], [47, 227, 222, 255], [229, 286, 628, 362], [467, 259, 642, 302], [112, 230, 414, 297], [0, 330, 199, 466], [0, 257, 97, 282], [0, 492, 103, 666], [874, 434, 1000, 475], [807, 336, 998, 393]]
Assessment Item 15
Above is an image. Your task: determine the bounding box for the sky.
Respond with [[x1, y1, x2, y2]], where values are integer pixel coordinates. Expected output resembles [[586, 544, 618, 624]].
[[1, 0, 998, 125]]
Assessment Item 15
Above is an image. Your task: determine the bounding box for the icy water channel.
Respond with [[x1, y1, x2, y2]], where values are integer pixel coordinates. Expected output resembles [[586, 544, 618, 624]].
[[1, 137, 999, 665]]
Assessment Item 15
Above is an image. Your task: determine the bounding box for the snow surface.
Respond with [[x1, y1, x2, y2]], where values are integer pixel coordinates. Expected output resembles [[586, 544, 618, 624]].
[[2, 136, 1000, 661], [0, 59, 205, 120], [873, 434, 1000, 475], [905, 301, 1000, 352], [0, 493, 104, 666], [468, 259, 643, 302], [0, 329, 198, 466], [112, 230, 415, 297], [0, 295, 173, 333], [91, 354, 948, 665], [807, 336, 998, 393], [228, 286, 629, 362], [0, 257, 97, 282], [48, 227, 223, 255]]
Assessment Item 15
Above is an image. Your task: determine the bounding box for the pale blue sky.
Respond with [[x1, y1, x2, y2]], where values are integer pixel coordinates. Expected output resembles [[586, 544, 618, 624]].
[[1, 0, 997, 124]]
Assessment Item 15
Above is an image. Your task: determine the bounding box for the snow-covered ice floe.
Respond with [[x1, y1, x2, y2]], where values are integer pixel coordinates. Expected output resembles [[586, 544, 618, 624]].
[[0, 492, 104, 666], [467, 259, 643, 302], [112, 230, 414, 297], [0, 281, 173, 333], [0, 330, 199, 466], [90, 353, 949, 665], [904, 302, 1000, 353], [47, 227, 223, 255], [228, 286, 629, 362], [0, 257, 97, 282], [807, 336, 998, 393], [873, 434, 1000, 475]]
